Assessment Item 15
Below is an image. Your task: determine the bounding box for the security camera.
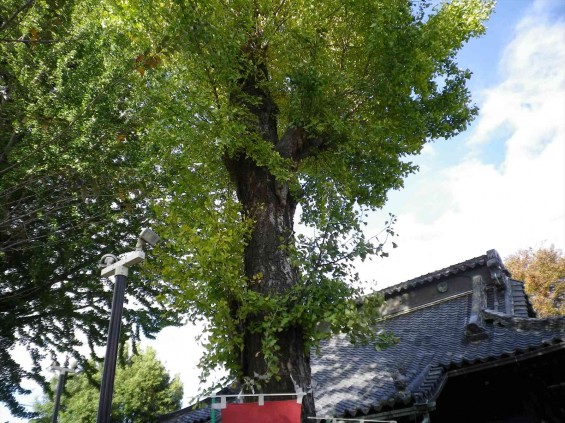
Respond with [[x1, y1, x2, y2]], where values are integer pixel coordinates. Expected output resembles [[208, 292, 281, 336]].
[[100, 251, 145, 277], [138, 228, 160, 247], [100, 228, 159, 277], [48, 360, 60, 372], [99, 254, 118, 268]]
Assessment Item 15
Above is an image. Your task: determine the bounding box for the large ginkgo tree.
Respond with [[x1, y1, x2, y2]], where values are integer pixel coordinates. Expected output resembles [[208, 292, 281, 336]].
[[119, 0, 493, 419]]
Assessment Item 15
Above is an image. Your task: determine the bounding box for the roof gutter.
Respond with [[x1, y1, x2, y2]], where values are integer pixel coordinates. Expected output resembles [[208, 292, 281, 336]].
[[361, 401, 436, 421], [447, 342, 565, 377]]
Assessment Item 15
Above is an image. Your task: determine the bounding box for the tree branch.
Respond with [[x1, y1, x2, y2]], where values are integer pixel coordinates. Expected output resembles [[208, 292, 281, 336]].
[[0, 38, 61, 43], [0, 132, 19, 165], [275, 126, 328, 162], [0, 0, 36, 33]]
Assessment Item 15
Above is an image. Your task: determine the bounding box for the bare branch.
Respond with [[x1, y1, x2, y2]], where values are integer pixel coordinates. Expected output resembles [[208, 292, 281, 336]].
[[0, 38, 60, 43]]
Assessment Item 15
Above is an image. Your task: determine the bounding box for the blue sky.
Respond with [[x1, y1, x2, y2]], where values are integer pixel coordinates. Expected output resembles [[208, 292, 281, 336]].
[[2, 0, 564, 420], [356, 0, 565, 287]]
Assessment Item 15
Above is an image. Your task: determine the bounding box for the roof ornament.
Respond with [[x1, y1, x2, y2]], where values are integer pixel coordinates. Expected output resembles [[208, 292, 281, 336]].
[[465, 275, 488, 340], [486, 249, 509, 288]]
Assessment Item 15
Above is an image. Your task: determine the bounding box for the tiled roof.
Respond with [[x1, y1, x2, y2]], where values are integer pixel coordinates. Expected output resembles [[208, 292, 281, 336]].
[[159, 249, 565, 422], [509, 279, 532, 317], [158, 406, 213, 423], [312, 294, 565, 418]]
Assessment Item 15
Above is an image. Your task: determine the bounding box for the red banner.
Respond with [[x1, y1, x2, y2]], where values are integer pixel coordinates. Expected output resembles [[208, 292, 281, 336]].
[[221, 400, 301, 423]]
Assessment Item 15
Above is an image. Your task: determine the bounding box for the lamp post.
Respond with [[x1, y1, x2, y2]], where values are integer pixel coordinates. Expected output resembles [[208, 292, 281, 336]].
[[48, 360, 76, 423], [96, 228, 159, 423]]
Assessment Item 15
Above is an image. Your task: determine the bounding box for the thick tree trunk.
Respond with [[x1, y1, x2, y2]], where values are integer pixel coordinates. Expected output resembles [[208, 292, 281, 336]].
[[225, 152, 315, 422], [224, 56, 316, 421]]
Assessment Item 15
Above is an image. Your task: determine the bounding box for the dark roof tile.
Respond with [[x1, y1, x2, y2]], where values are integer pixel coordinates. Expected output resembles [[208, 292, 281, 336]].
[[162, 250, 564, 422], [312, 294, 565, 418]]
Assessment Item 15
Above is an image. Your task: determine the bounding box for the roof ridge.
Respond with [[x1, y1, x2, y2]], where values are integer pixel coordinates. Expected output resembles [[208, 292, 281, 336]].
[[379, 252, 490, 296], [377, 249, 511, 297], [482, 309, 565, 331]]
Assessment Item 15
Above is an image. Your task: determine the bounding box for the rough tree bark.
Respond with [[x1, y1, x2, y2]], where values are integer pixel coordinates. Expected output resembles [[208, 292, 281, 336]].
[[223, 46, 317, 421]]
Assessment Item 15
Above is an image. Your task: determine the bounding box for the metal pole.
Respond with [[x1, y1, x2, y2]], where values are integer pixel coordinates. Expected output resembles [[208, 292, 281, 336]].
[[48, 362, 75, 423], [95, 228, 158, 423], [51, 371, 66, 423], [211, 397, 215, 423], [96, 273, 127, 423]]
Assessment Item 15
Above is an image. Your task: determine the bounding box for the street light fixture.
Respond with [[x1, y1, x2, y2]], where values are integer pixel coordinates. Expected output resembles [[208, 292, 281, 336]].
[[48, 359, 76, 423], [137, 228, 160, 250], [96, 228, 159, 423]]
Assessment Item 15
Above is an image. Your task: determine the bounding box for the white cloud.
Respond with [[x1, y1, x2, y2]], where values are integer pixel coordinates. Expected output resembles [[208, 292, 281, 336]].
[[143, 322, 229, 406], [145, 325, 202, 403], [360, 0, 565, 288], [473, 2, 565, 148]]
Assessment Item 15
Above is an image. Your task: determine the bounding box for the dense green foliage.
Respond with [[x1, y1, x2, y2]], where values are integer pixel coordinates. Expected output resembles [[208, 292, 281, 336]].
[[31, 348, 183, 423], [1, 0, 494, 419], [130, 0, 493, 391], [0, 1, 178, 417], [505, 246, 565, 317]]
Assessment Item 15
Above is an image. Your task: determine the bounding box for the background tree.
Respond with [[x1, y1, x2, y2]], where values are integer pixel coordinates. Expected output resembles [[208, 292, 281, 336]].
[[31, 347, 183, 423], [505, 246, 565, 317], [0, 1, 179, 417]]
